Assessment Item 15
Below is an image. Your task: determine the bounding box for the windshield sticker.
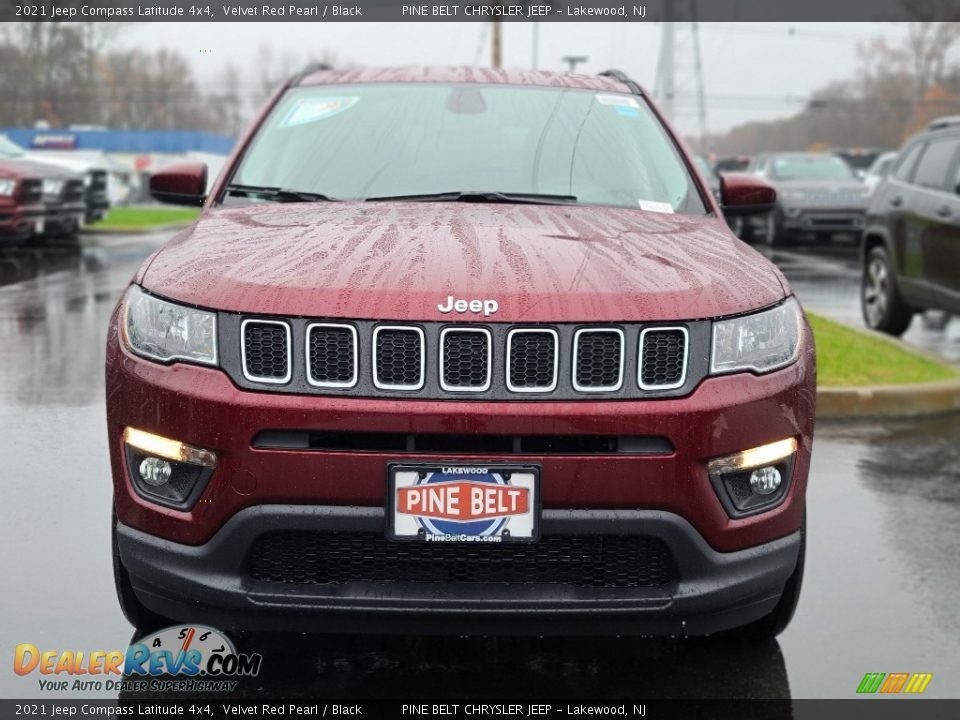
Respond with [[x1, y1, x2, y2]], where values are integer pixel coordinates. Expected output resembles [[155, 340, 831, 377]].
[[279, 97, 358, 128], [615, 106, 640, 118], [595, 93, 641, 109], [638, 200, 674, 214]]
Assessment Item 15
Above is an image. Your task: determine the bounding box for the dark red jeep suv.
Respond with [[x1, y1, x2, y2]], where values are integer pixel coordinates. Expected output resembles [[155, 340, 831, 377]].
[[107, 67, 815, 638]]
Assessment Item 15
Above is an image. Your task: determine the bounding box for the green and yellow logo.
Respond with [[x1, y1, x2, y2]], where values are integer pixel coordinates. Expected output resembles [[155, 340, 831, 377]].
[[857, 672, 933, 695]]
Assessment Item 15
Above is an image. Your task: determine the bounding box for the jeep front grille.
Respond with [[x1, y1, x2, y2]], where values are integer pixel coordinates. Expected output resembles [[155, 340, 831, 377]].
[[573, 329, 624, 391], [307, 323, 357, 388], [373, 326, 424, 390], [639, 328, 688, 390], [507, 329, 558, 392], [229, 317, 701, 400], [241, 319, 291, 384], [440, 328, 491, 392]]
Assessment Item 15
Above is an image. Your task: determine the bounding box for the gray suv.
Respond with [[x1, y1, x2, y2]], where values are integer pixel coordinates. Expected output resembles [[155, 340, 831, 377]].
[[745, 152, 869, 245]]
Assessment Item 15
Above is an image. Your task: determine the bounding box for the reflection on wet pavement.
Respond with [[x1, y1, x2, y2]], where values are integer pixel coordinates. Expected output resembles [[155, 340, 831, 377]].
[[0, 236, 957, 700]]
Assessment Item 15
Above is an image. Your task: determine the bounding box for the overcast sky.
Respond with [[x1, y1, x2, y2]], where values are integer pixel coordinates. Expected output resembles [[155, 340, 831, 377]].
[[123, 22, 912, 135]]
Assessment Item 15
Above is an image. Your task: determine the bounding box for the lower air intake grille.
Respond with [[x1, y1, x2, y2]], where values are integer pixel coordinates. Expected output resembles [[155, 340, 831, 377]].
[[248, 532, 675, 588], [374, 327, 423, 389], [640, 329, 687, 389], [242, 320, 290, 383]]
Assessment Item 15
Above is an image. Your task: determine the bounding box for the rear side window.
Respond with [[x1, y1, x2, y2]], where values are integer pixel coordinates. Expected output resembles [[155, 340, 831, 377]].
[[892, 142, 924, 183], [912, 137, 960, 190]]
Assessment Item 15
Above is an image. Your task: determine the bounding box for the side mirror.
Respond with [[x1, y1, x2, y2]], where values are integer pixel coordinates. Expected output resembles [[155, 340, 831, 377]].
[[149, 163, 207, 207], [719, 173, 776, 216]]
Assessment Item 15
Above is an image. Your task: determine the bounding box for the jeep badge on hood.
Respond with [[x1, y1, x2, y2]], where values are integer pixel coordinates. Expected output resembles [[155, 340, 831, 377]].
[[437, 295, 499, 317]]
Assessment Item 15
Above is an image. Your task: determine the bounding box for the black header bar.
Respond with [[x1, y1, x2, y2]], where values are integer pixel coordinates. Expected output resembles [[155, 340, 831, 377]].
[[5, 0, 960, 22]]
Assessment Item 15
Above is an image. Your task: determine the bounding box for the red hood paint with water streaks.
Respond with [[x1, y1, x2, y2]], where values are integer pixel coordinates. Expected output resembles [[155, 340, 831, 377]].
[[140, 202, 788, 322]]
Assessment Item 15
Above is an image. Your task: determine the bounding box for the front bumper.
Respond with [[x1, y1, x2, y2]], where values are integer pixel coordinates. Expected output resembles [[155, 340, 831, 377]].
[[781, 206, 865, 234], [118, 505, 801, 636], [41, 202, 86, 235], [0, 205, 43, 241]]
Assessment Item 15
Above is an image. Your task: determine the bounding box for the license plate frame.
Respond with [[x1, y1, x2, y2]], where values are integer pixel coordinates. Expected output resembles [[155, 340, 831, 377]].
[[386, 462, 541, 544]]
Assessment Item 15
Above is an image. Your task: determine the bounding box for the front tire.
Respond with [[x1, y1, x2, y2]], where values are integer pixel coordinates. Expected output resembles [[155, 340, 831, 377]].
[[862, 245, 913, 336], [761, 210, 786, 246]]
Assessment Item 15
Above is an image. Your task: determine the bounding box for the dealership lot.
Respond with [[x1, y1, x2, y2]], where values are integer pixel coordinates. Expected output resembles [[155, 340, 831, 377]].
[[1, 234, 958, 699]]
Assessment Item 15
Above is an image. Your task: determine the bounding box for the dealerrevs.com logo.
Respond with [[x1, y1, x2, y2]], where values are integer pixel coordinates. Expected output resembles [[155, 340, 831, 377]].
[[14, 625, 262, 693]]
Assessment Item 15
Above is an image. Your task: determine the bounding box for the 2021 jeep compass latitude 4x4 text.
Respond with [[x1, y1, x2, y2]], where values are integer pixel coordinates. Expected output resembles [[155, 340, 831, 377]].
[[107, 67, 815, 639]]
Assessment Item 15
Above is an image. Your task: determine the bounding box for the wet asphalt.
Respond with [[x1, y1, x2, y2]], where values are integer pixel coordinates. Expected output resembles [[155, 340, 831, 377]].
[[0, 233, 957, 700]]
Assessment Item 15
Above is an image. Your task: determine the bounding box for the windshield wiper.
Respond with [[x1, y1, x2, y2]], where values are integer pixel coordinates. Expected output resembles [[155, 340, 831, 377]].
[[365, 190, 578, 205], [225, 184, 337, 203]]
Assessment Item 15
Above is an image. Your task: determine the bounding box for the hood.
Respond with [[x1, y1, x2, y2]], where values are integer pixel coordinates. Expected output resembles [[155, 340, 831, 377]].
[[141, 203, 787, 323], [771, 178, 865, 192], [24, 152, 104, 174], [0, 158, 80, 181]]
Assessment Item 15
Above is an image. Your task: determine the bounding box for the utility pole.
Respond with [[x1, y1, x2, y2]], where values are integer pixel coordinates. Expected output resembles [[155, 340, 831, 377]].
[[690, 16, 708, 152], [491, 21, 502, 68], [562, 55, 588, 72], [532, 23, 540, 69], [658, 23, 676, 123]]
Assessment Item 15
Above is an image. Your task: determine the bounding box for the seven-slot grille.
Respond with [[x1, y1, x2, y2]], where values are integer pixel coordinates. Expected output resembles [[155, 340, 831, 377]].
[[440, 328, 491, 391], [307, 324, 357, 387], [573, 329, 624, 391], [242, 320, 291, 383], [639, 328, 688, 389], [507, 329, 558, 392], [234, 319, 693, 398], [373, 326, 425, 390]]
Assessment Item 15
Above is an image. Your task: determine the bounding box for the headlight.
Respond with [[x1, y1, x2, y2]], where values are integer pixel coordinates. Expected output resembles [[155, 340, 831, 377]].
[[711, 297, 802, 375], [42, 179, 63, 196], [83, 173, 93, 188], [0, 179, 16, 197], [122, 285, 217, 365]]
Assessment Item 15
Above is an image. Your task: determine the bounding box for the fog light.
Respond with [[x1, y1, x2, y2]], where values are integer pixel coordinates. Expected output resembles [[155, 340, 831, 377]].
[[123, 427, 216, 509], [708, 438, 797, 517], [749, 466, 781, 495], [138, 457, 172, 487]]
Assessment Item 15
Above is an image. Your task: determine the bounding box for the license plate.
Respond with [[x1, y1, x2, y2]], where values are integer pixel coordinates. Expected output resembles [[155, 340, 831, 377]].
[[388, 463, 540, 543]]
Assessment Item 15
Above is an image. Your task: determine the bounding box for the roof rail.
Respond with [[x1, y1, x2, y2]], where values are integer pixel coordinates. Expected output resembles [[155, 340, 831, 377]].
[[926, 115, 960, 131], [599, 69, 644, 96], [290, 62, 333, 87]]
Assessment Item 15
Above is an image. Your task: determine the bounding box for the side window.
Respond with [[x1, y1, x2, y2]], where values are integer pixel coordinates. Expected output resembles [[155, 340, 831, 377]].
[[892, 142, 924, 183], [912, 137, 960, 190]]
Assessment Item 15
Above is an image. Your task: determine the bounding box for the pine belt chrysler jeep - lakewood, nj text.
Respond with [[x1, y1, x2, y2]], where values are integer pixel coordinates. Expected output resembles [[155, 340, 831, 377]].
[[107, 66, 815, 639]]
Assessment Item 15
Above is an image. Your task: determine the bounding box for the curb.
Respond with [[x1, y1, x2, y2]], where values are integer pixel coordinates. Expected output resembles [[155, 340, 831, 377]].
[[817, 377, 960, 420], [809, 312, 960, 420]]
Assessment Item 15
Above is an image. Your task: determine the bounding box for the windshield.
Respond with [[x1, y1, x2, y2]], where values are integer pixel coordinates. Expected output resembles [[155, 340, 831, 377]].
[[229, 83, 706, 214], [0, 135, 27, 158], [771, 155, 855, 181]]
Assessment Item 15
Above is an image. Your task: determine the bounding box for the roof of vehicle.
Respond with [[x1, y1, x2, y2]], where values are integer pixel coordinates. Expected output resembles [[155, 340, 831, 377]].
[[297, 66, 636, 94], [925, 115, 960, 131]]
